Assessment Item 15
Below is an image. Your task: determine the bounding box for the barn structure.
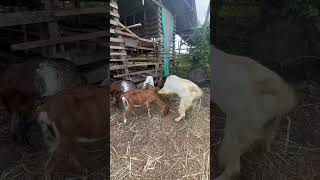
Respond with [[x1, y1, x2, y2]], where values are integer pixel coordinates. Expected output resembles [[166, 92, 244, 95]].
[[0, 0, 107, 84], [109, 0, 198, 83]]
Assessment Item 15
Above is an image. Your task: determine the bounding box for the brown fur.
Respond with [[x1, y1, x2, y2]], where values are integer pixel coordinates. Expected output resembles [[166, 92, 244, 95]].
[[110, 80, 136, 107], [121, 89, 169, 123], [36, 86, 109, 180]]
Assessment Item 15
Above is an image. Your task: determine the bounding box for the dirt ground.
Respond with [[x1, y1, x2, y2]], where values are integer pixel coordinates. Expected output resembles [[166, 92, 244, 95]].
[[0, 107, 107, 180], [212, 80, 320, 180], [110, 87, 210, 179]]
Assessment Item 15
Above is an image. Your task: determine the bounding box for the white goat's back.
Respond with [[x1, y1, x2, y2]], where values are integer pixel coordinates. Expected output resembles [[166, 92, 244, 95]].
[[211, 46, 296, 128], [158, 75, 203, 98]]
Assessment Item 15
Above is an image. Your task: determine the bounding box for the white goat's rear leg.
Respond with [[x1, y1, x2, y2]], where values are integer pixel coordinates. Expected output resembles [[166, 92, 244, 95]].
[[216, 139, 241, 180], [262, 117, 280, 152], [175, 98, 192, 122]]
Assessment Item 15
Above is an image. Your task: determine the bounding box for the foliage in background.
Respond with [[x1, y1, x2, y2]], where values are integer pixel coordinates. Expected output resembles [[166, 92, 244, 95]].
[[190, 26, 210, 70], [175, 25, 210, 77], [266, 0, 320, 31]]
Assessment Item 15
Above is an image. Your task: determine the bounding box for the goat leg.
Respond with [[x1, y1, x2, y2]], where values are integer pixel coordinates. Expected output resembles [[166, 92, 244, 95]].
[[69, 154, 88, 175], [123, 105, 132, 124], [175, 99, 192, 122], [45, 141, 71, 180], [145, 102, 151, 118]]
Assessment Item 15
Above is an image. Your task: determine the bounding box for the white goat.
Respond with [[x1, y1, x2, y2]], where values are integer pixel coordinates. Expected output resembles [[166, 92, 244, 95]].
[[211, 46, 296, 180], [158, 75, 203, 122], [142, 76, 155, 89]]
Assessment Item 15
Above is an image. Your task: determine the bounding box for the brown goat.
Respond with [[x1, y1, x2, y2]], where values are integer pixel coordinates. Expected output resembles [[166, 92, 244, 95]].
[[0, 58, 85, 144], [110, 80, 136, 107], [35, 86, 109, 180], [121, 89, 169, 123]]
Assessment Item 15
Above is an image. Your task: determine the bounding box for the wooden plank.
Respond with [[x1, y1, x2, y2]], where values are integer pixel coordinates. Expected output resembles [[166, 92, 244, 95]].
[[110, 59, 126, 62], [115, 29, 138, 38], [55, 7, 106, 16], [11, 31, 108, 50], [110, 19, 118, 26], [110, 11, 120, 18], [110, 52, 126, 56], [110, 65, 126, 70], [114, 69, 156, 78], [120, 23, 142, 31], [0, 11, 52, 27], [128, 57, 158, 61], [110, 37, 124, 43], [0, 7, 106, 27], [110, 2, 118, 9], [110, 46, 126, 50], [110, 29, 115, 34], [128, 63, 157, 67], [118, 22, 139, 39]]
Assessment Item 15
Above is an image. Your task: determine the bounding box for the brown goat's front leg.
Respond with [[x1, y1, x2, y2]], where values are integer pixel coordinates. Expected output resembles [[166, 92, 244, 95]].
[[123, 104, 132, 124], [145, 102, 151, 118], [45, 140, 71, 180]]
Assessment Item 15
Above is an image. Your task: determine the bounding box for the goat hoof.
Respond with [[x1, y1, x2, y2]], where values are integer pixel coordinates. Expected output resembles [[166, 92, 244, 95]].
[[174, 118, 181, 122], [123, 118, 127, 124]]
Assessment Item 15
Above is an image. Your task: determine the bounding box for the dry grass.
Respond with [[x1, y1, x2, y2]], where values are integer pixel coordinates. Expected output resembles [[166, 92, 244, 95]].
[[212, 80, 320, 180], [110, 87, 210, 180]]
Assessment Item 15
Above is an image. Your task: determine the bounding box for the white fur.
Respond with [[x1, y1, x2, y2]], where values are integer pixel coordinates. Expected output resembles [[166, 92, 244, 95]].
[[37, 111, 60, 153], [121, 81, 130, 92], [158, 75, 203, 122], [143, 76, 155, 88], [211, 46, 296, 180], [36, 63, 62, 97]]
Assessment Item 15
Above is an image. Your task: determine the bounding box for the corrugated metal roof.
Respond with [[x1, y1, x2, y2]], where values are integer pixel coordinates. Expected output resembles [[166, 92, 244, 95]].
[[162, 0, 198, 33]]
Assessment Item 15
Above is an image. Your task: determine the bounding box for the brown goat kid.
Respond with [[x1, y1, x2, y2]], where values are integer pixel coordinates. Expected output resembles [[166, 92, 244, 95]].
[[36, 86, 109, 180], [121, 89, 169, 123]]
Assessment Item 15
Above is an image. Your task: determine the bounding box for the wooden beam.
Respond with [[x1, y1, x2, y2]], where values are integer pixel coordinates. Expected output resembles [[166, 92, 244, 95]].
[[110, 37, 124, 43], [115, 29, 138, 38], [128, 63, 157, 67], [110, 2, 118, 9], [110, 52, 126, 56], [11, 31, 108, 50], [0, 11, 53, 27], [148, 0, 161, 6], [128, 57, 158, 61], [113, 69, 156, 78], [120, 23, 142, 31], [110, 45, 126, 50], [0, 7, 106, 27], [110, 11, 120, 18], [55, 7, 106, 16]]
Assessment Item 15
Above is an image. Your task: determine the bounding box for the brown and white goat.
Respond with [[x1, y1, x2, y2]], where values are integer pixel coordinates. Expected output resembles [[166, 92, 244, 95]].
[[211, 46, 296, 180], [121, 89, 169, 123], [110, 80, 136, 107], [0, 58, 85, 144], [35, 86, 109, 180], [157, 75, 203, 122]]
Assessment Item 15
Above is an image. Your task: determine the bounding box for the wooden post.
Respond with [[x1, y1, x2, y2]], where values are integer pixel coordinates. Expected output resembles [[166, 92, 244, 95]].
[[43, 0, 59, 57]]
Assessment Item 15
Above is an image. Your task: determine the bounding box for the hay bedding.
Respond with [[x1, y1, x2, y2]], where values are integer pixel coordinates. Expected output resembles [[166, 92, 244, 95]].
[[0, 107, 107, 180], [212, 80, 320, 180], [110, 88, 210, 180]]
